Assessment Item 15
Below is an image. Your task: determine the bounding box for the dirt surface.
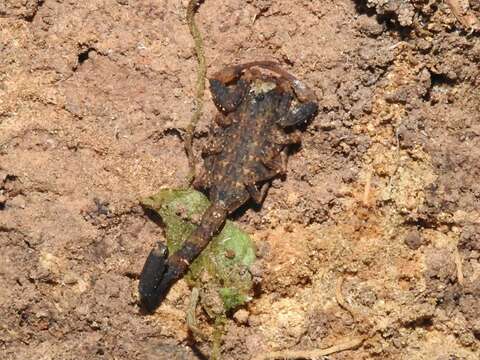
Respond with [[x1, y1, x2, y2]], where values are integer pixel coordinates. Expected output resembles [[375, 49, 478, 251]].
[[1, 0, 479, 359]]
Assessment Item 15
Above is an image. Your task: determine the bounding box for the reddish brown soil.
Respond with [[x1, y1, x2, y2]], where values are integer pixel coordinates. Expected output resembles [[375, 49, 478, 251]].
[[1, 1, 479, 359]]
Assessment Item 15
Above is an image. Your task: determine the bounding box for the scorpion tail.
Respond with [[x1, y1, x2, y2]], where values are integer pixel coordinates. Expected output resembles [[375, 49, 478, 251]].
[[139, 202, 228, 313]]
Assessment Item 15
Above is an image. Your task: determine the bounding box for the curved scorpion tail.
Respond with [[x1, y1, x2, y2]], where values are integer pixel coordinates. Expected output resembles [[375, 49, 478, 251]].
[[139, 202, 228, 313]]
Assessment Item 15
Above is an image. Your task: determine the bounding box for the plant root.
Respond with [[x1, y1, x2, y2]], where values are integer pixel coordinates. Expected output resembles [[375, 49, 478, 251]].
[[253, 337, 365, 360], [185, 0, 207, 186]]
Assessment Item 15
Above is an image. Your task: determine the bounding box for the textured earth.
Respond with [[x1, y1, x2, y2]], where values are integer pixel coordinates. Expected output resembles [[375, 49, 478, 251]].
[[1, 0, 479, 359]]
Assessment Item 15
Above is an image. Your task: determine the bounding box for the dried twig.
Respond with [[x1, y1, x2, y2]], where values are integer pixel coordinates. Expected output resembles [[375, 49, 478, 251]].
[[387, 124, 401, 198], [445, 0, 479, 30], [186, 287, 208, 340], [185, 0, 207, 185], [254, 337, 365, 360], [336, 276, 356, 321], [454, 247, 465, 286], [362, 170, 372, 207]]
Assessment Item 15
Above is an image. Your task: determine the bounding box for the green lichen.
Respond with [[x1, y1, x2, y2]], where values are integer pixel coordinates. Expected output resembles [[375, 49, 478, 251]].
[[140, 189, 255, 314], [218, 288, 249, 311]]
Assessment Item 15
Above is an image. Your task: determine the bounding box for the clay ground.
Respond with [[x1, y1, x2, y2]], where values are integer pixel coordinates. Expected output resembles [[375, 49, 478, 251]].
[[1, 0, 480, 359]]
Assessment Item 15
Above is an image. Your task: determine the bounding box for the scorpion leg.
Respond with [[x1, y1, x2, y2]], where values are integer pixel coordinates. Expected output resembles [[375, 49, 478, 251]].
[[276, 101, 318, 128], [246, 183, 270, 205]]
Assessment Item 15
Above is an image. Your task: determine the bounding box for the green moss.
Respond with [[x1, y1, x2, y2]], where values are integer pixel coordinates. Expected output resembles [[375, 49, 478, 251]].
[[140, 189, 256, 314], [218, 288, 249, 311]]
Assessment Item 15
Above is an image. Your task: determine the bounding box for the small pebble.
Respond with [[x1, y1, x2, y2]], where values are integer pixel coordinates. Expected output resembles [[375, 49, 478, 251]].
[[404, 230, 425, 250], [233, 309, 249, 324]]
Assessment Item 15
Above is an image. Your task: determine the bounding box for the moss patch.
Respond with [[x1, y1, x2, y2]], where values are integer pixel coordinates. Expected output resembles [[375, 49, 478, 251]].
[[141, 189, 255, 314]]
